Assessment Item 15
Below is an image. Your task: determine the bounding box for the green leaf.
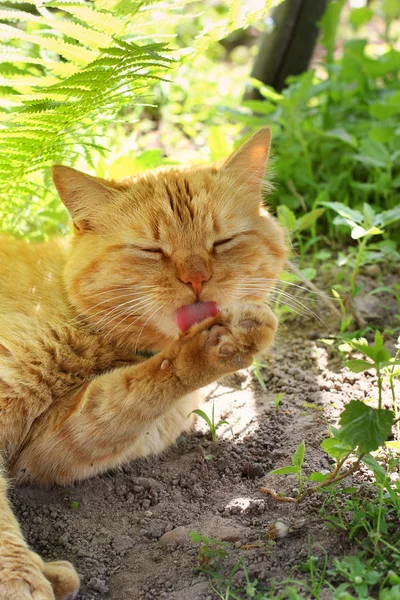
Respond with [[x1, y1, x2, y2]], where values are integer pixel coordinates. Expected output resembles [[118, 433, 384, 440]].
[[190, 409, 213, 431], [277, 205, 297, 231], [325, 128, 357, 147], [338, 401, 394, 454], [322, 201, 363, 225], [189, 530, 203, 543], [321, 437, 354, 460], [208, 126, 230, 161], [291, 440, 305, 469], [299, 267, 316, 281], [349, 6, 373, 29], [352, 139, 391, 168], [319, 0, 346, 63], [297, 208, 325, 232], [382, 0, 400, 18], [385, 441, 400, 450], [345, 359, 373, 373], [308, 472, 331, 482], [270, 465, 300, 476], [349, 337, 391, 364]]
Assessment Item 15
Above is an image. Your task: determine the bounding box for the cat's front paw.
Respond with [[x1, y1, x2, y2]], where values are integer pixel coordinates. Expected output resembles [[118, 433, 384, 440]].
[[168, 303, 277, 387], [0, 552, 79, 600]]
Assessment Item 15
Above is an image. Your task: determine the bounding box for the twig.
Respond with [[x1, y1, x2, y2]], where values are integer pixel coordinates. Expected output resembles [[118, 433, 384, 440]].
[[261, 456, 364, 504], [288, 180, 307, 212], [287, 261, 341, 318]]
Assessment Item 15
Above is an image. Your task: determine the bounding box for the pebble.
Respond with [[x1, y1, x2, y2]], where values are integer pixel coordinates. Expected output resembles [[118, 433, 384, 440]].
[[159, 526, 188, 547]]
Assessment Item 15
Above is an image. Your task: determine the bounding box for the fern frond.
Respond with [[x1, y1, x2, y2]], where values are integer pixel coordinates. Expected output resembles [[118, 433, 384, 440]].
[[52, 4, 125, 35], [0, 24, 97, 64], [0, 0, 283, 238]]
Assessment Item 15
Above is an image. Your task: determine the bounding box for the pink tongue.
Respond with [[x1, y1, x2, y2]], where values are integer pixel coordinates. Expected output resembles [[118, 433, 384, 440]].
[[176, 301, 218, 332]]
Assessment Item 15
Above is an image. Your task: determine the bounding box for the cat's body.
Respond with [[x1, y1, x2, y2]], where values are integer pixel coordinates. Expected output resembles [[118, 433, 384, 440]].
[[0, 128, 287, 600]]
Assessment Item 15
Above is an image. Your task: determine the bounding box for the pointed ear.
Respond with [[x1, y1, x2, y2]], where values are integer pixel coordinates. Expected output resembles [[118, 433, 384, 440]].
[[52, 165, 114, 232], [221, 127, 271, 191]]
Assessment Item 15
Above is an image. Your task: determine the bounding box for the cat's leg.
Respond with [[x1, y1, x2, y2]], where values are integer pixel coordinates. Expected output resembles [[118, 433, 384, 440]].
[[11, 303, 277, 484], [0, 466, 79, 600]]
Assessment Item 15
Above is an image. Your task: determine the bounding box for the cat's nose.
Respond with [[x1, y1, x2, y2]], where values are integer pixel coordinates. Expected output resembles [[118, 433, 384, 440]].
[[180, 271, 210, 296]]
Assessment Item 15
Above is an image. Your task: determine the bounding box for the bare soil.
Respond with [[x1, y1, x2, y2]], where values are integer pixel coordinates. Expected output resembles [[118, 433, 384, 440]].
[[9, 270, 400, 600]]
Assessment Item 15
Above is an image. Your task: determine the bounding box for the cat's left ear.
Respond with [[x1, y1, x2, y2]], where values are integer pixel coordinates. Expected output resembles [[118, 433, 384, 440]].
[[52, 165, 115, 232], [220, 127, 271, 192]]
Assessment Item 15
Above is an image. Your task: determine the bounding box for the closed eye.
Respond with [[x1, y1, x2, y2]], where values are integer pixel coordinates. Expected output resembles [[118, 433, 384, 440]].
[[213, 237, 234, 248], [139, 247, 163, 253], [124, 245, 163, 255]]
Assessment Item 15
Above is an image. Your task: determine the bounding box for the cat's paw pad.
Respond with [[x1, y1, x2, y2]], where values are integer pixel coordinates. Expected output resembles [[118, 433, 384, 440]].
[[204, 325, 230, 348], [218, 303, 278, 356]]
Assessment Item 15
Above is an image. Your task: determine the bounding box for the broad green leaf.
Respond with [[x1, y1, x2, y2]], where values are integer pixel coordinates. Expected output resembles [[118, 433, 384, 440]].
[[349, 6, 373, 29], [368, 126, 393, 143], [382, 0, 400, 19], [270, 465, 300, 476], [361, 454, 400, 512], [385, 441, 400, 450], [350, 336, 391, 364], [351, 225, 383, 240], [283, 69, 314, 108], [325, 128, 357, 147], [379, 206, 400, 227], [291, 440, 305, 469], [345, 359, 373, 373], [277, 205, 297, 231], [321, 437, 354, 460], [297, 208, 325, 232], [339, 401, 394, 454], [322, 201, 363, 225], [299, 267, 316, 281], [189, 530, 203, 542], [308, 472, 330, 482], [208, 126, 230, 161]]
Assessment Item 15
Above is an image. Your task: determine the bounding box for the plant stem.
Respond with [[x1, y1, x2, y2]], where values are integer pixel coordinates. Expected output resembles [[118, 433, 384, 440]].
[[332, 489, 346, 530], [377, 365, 383, 410], [350, 236, 368, 296], [261, 455, 364, 504]]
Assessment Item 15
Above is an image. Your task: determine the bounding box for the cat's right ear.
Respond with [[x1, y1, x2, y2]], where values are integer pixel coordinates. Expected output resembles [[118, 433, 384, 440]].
[[52, 165, 114, 232]]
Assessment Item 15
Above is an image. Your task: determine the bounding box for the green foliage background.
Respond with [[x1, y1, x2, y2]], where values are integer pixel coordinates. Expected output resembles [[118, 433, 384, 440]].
[[0, 0, 281, 239]]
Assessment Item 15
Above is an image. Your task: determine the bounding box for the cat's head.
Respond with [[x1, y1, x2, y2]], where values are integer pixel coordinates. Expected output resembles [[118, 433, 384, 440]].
[[54, 127, 287, 348]]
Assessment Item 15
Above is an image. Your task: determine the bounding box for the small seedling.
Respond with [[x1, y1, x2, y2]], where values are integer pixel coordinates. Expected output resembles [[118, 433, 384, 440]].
[[189, 530, 229, 571], [321, 202, 400, 295], [70, 501, 79, 509], [190, 402, 232, 443], [274, 392, 284, 412], [345, 331, 400, 409], [332, 289, 353, 333], [253, 358, 267, 390]]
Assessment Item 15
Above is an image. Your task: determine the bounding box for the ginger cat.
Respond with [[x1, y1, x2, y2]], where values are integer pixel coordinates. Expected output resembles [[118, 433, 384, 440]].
[[0, 128, 287, 600]]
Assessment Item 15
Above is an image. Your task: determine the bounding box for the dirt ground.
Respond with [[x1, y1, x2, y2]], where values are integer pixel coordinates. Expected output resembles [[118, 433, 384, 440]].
[[10, 270, 400, 600]]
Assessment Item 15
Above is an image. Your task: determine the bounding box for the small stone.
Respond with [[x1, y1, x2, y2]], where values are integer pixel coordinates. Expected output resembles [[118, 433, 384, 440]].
[[241, 462, 265, 479], [365, 264, 381, 277], [159, 526, 188, 547], [142, 499, 151, 509]]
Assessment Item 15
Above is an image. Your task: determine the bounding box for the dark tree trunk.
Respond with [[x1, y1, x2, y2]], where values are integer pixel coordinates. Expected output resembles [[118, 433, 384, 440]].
[[245, 0, 329, 98]]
